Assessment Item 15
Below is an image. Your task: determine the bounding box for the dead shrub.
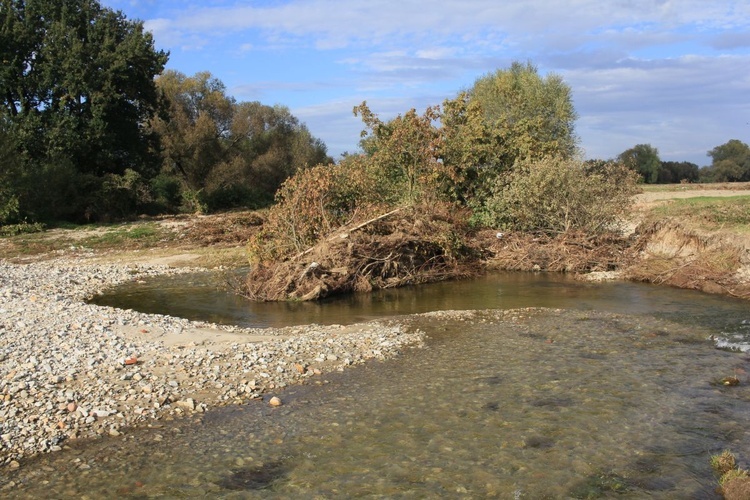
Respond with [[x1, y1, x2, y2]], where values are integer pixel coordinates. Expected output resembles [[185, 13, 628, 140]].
[[481, 230, 631, 273], [243, 204, 479, 301], [248, 160, 387, 263]]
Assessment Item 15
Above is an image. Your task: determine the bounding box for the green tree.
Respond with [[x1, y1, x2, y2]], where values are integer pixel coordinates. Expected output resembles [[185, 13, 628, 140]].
[[150, 71, 330, 212], [657, 161, 699, 184], [703, 139, 750, 182], [0, 125, 21, 224], [353, 102, 441, 203], [468, 61, 578, 166], [218, 101, 329, 208], [149, 70, 234, 209], [618, 144, 661, 184], [438, 92, 505, 203], [0, 0, 168, 220]]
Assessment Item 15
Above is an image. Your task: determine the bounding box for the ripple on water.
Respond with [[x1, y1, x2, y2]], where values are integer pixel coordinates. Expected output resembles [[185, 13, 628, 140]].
[[4, 309, 750, 498]]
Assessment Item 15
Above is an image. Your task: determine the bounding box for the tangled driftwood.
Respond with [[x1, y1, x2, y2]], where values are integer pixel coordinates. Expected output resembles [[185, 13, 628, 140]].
[[243, 207, 479, 301]]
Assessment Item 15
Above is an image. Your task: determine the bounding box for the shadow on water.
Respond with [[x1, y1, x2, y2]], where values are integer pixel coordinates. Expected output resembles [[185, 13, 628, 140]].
[[216, 460, 288, 491]]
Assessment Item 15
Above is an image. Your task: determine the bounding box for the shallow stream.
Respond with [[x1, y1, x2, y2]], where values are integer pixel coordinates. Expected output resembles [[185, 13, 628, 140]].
[[9, 273, 750, 498]]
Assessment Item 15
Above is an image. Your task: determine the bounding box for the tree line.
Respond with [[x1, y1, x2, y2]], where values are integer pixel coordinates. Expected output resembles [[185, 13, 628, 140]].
[[0, 0, 329, 225], [614, 140, 750, 184], [1, 0, 746, 229]]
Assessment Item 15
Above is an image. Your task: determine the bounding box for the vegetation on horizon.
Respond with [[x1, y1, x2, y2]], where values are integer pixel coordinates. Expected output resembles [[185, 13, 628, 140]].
[[0, 0, 329, 225], [1, 0, 747, 239]]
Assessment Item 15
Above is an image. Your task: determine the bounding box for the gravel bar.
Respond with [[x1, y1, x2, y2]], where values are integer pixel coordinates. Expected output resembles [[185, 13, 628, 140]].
[[0, 259, 425, 468]]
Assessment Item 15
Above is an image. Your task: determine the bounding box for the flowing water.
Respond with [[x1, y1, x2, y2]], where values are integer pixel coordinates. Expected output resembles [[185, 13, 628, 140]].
[[8, 274, 750, 498]]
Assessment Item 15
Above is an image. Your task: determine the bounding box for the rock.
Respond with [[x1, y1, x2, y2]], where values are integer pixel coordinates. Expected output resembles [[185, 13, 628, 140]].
[[269, 396, 283, 407], [177, 398, 196, 411], [0, 259, 426, 466]]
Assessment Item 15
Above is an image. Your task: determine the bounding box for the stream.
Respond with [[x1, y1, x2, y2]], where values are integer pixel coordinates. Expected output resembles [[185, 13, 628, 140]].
[[8, 273, 750, 498]]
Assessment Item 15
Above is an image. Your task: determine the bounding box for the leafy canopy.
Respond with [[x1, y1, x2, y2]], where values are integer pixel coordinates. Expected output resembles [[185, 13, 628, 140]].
[[468, 61, 578, 164], [703, 139, 750, 182], [618, 144, 661, 184], [149, 70, 331, 212], [0, 0, 168, 221]]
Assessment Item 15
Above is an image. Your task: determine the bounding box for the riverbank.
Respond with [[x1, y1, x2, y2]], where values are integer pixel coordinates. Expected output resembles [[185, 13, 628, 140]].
[[0, 259, 424, 468], [1, 184, 749, 468]]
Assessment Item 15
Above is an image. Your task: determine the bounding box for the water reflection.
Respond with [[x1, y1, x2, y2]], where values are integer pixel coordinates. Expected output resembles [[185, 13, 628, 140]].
[[91, 271, 749, 334]]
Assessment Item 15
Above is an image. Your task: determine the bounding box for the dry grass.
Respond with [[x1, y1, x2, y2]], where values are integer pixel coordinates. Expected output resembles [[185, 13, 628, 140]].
[[482, 230, 630, 274]]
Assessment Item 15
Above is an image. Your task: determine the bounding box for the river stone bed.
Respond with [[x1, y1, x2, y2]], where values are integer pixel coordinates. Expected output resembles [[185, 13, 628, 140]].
[[0, 259, 425, 469]]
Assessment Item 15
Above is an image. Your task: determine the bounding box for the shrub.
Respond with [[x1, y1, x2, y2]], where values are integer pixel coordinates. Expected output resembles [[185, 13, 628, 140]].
[[473, 157, 640, 234], [248, 160, 384, 262]]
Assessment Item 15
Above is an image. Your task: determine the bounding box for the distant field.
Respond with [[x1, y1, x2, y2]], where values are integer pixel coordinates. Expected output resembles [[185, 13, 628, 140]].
[[640, 182, 750, 192]]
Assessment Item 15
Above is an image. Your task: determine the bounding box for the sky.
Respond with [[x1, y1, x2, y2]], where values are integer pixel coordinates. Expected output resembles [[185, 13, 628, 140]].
[[100, 0, 750, 167]]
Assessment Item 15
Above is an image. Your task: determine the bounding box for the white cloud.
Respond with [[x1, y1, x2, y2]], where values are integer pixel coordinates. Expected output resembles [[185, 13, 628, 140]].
[[116, 0, 750, 164]]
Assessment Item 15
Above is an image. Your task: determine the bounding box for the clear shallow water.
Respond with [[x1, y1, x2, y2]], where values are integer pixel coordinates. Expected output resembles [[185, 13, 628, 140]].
[[7, 275, 750, 498]]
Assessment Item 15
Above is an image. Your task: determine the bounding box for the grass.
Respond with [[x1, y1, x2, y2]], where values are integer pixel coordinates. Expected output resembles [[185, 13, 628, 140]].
[[640, 182, 750, 192], [0, 221, 175, 259], [649, 196, 750, 231]]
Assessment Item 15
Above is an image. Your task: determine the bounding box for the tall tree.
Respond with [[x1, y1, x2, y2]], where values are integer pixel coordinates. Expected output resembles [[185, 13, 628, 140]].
[[468, 61, 578, 166], [150, 71, 330, 211], [704, 139, 750, 182], [150, 70, 235, 193], [0, 0, 168, 220], [658, 161, 699, 184], [354, 102, 441, 203], [618, 144, 661, 184]]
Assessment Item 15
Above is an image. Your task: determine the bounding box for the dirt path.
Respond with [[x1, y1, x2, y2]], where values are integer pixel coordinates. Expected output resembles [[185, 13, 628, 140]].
[[635, 188, 750, 205]]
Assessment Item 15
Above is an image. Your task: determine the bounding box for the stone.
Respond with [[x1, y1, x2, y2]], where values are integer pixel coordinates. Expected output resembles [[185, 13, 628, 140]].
[[269, 396, 283, 407]]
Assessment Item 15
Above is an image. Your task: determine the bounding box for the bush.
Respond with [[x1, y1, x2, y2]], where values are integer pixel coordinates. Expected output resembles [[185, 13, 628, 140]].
[[248, 160, 385, 262], [150, 173, 183, 213], [474, 156, 640, 234]]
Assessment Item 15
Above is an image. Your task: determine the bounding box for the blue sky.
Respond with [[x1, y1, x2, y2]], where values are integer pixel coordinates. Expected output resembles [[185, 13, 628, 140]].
[[101, 0, 750, 166]]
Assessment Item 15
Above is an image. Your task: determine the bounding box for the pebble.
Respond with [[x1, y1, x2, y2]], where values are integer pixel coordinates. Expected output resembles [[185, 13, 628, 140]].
[[0, 258, 425, 468], [268, 396, 282, 407]]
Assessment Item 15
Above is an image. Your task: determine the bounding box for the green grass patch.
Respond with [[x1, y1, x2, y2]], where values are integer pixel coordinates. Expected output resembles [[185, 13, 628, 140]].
[[650, 196, 750, 230], [0, 221, 175, 259], [77, 223, 164, 247]]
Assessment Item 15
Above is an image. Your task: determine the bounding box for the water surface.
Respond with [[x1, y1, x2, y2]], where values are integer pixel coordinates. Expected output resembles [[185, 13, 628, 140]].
[[8, 275, 750, 498]]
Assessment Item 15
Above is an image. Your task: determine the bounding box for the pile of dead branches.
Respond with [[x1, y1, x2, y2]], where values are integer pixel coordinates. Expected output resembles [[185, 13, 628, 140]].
[[242, 206, 480, 301], [480, 230, 631, 273]]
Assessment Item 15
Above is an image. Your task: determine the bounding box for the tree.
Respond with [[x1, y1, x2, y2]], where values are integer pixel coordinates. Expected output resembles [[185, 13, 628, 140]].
[[468, 61, 578, 166], [150, 71, 330, 212], [0, 0, 168, 220], [0, 125, 21, 223], [618, 144, 660, 184], [437, 92, 505, 203], [149, 70, 235, 204], [657, 161, 699, 184], [354, 102, 441, 203], [703, 139, 750, 182]]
